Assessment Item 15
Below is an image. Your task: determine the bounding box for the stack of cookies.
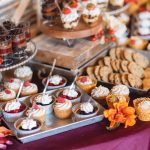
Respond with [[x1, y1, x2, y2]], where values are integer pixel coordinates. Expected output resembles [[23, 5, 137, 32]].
[[86, 47, 149, 89]]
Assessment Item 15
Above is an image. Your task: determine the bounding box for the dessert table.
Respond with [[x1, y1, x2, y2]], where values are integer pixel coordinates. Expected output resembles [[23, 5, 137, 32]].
[[5, 119, 150, 150]]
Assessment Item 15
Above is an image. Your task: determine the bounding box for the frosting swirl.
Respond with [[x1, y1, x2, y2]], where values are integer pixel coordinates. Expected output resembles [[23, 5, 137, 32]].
[[138, 101, 150, 110], [138, 12, 150, 20], [34, 94, 53, 105], [0, 89, 16, 100], [54, 99, 72, 110], [91, 85, 110, 98], [14, 66, 32, 78], [4, 100, 21, 112], [63, 89, 78, 98], [49, 75, 63, 85], [80, 102, 94, 114], [20, 118, 37, 130], [111, 85, 129, 95], [83, 6, 100, 17]]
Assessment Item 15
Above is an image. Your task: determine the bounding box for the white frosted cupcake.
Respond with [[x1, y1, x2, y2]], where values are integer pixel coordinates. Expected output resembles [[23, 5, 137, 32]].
[[72, 101, 99, 120], [53, 97, 72, 119], [32, 93, 55, 114], [2, 100, 26, 122], [21, 81, 38, 97], [91, 85, 110, 101], [14, 66, 33, 81], [56, 88, 81, 105], [14, 118, 42, 135], [82, 3, 100, 26], [26, 105, 46, 123], [0, 89, 16, 102], [42, 75, 67, 90], [4, 78, 21, 93], [61, 7, 79, 30]]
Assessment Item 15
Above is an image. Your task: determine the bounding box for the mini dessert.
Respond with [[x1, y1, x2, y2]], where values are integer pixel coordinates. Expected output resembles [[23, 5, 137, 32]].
[[32, 93, 55, 114], [42, 75, 67, 90], [53, 97, 72, 119], [14, 66, 33, 81], [14, 118, 42, 135], [61, 7, 79, 30], [21, 81, 38, 97], [2, 100, 26, 122], [82, 3, 100, 26], [133, 98, 150, 121], [97, 0, 109, 11], [128, 36, 148, 50], [26, 104, 46, 123], [91, 85, 110, 102], [57, 88, 81, 104], [72, 101, 99, 120], [0, 89, 16, 102], [76, 76, 97, 94], [4, 78, 21, 93], [109, 0, 124, 9]]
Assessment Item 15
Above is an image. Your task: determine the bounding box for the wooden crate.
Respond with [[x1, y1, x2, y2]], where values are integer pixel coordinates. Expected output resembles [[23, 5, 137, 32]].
[[33, 34, 112, 71]]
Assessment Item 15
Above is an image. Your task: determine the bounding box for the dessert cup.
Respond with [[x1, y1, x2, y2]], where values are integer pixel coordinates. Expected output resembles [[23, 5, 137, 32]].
[[14, 118, 42, 135]]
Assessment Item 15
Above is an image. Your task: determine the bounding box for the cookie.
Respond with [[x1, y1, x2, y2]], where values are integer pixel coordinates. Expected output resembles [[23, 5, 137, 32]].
[[127, 73, 136, 87], [121, 60, 129, 73], [128, 62, 144, 78], [103, 57, 111, 67], [134, 76, 142, 88], [143, 79, 150, 90], [121, 73, 129, 86], [115, 47, 123, 59], [115, 59, 121, 72], [86, 67, 96, 80], [109, 73, 115, 83], [144, 67, 150, 78], [111, 60, 118, 72], [94, 66, 101, 80], [133, 53, 149, 68], [98, 59, 104, 67], [109, 48, 116, 59], [123, 49, 133, 61], [114, 74, 121, 85]]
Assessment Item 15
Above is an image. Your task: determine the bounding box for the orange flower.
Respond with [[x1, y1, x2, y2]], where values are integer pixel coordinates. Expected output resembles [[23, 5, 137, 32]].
[[104, 101, 136, 129]]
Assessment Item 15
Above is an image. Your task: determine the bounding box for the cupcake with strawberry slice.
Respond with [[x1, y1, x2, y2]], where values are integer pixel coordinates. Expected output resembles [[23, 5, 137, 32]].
[[61, 7, 80, 30], [82, 3, 100, 26]]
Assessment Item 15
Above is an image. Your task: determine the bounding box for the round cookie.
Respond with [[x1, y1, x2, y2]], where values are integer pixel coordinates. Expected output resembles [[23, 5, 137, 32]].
[[121, 60, 129, 73], [127, 73, 136, 87], [109, 73, 115, 83], [109, 48, 116, 59], [103, 57, 111, 67], [121, 73, 130, 86], [115, 47, 123, 59], [111, 60, 118, 72], [94, 66, 101, 80], [123, 49, 133, 61], [134, 76, 142, 88], [98, 59, 104, 67], [114, 74, 122, 85]]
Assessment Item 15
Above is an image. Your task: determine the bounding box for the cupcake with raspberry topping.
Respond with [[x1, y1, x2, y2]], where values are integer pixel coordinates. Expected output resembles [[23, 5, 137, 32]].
[[31, 93, 55, 114], [42, 75, 67, 90], [2, 100, 27, 122], [56, 88, 81, 105], [82, 3, 100, 26], [0, 89, 16, 102], [21, 81, 38, 97], [76, 76, 97, 94], [53, 97, 72, 119], [4, 78, 21, 93], [14, 117, 42, 135], [61, 7, 79, 30]]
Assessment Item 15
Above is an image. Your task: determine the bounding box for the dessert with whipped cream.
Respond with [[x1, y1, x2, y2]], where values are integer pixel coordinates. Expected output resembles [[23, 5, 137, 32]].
[[2, 100, 26, 122], [4, 78, 21, 93], [109, 0, 124, 9], [0, 89, 16, 102], [43, 75, 67, 90], [91, 85, 110, 100], [133, 97, 150, 121], [14, 118, 42, 135], [21, 81, 38, 97], [14, 66, 33, 81], [82, 3, 100, 25], [76, 76, 97, 93], [53, 97, 72, 119], [128, 36, 148, 50], [61, 7, 79, 30]]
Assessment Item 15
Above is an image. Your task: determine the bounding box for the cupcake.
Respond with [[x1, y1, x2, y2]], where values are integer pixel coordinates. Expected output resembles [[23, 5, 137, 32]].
[[42, 75, 67, 90], [82, 3, 100, 26], [26, 104, 46, 123], [72, 101, 99, 120], [91, 85, 110, 105], [31, 93, 55, 114], [61, 7, 79, 30], [21, 81, 38, 97], [4, 78, 21, 93], [14, 66, 33, 81], [133, 98, 150, 121], [109, 0, 124, 8], [76, 76, 97, 94], [2, 100, 26, 122], [56, 88, 81, 105], [14, 118, 42, 135], [97, 0, 109, 11], [53, 97, 72, 119], [0, 89, 16, 102], [128, 36, 148, 50]]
